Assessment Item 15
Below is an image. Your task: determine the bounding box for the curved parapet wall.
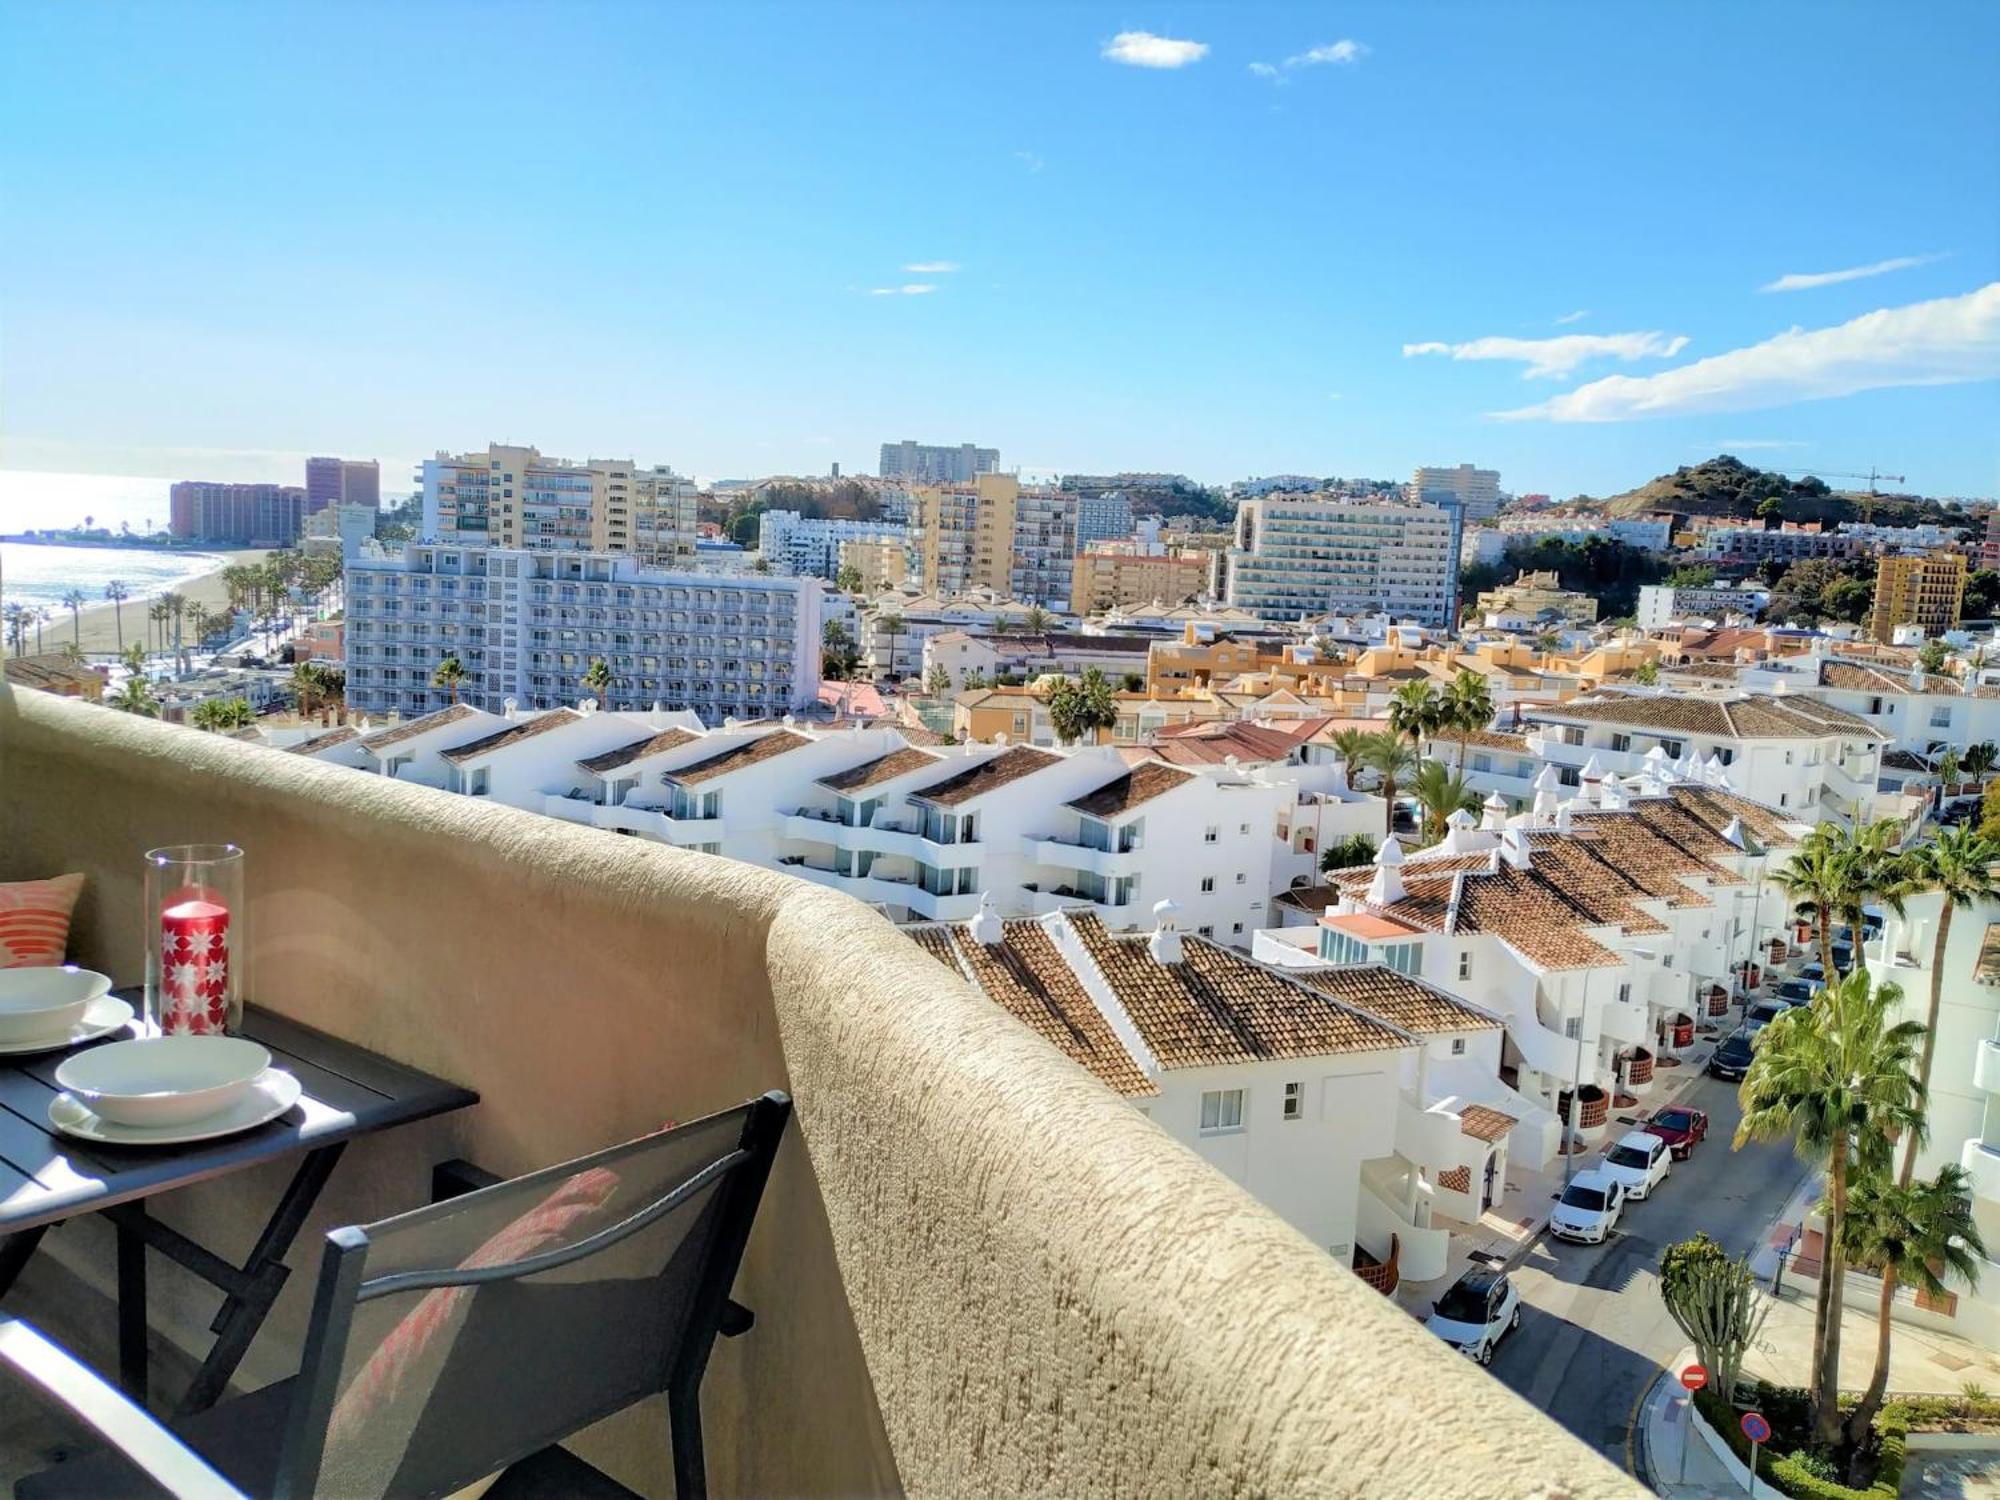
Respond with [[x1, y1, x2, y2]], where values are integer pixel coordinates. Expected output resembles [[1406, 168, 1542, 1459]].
[[0, 686, 1642, 1499]]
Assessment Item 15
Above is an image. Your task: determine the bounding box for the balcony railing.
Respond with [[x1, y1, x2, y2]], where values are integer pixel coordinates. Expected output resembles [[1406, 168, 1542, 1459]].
[[0, 687, 1637, 1499]]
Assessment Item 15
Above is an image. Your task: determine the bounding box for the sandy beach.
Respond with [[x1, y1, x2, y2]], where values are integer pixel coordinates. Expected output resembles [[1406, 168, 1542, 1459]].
[[52, 549, 270, 657]]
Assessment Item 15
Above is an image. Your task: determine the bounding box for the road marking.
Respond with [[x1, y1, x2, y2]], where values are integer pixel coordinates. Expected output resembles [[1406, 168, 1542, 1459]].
[[1623, 1350, 1675, 1479]]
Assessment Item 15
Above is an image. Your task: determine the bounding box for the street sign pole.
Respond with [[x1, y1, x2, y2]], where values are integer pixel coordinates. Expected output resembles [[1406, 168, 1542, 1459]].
[[1677, 1366, 1708, 1484], [1740, 1411, 1771, 1496]]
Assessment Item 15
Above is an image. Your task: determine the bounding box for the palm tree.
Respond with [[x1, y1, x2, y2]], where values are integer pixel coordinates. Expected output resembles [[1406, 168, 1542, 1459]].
[[159, 591, 187, 673], [32, 608, 48, 653], [1441, 669, 1495, 773], [1734, 970, 1926, 1445], [103, 580, 130, 651], [1899, 827, 2000, 1184], [1386, 679, 1444, 758], [430, 654, 468, 707], [108, 675, 161, 717], [1023, 605, 1053, 635], [1937, 745, 1964, 805], [1328, 726, 1372, 785], [1841, 1164, 1985, 1446], [119, 641, 146, 679], [1047, 668, 1119, 746], [1775, 825, 1855, 980], [290, 660, 328, 720], [148, 599, 171, 655], [185, 603, 214, 651], [582, 656, 613, 707], [878, 614, 906, 680], [1965, 741, 2000, 784], [1411, 761, 1481, 844], [1, 601, 29, 658], [60, 588, 88, 646], [1361, 731, 1419, 838], [189, 696, 254, 732]]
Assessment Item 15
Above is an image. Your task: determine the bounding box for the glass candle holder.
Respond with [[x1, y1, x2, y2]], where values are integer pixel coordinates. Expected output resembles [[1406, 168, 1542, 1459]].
[[144, 844, 245, 1035]]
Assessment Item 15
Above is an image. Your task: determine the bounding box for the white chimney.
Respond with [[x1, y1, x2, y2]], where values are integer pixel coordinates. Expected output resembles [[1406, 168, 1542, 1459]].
[[1481, 791, 1508, 832], [1580, 753, 1604, 785], [502, 697, 518, 721], [1555, 801, 1574, 835], [1500, 826, 1534, 870], [1600, 778, 1628, 811], [1148, 898, 1184, 965], [967, 893, 1004, 946], [1366, 835, 1408, 907], [579, 697, 598, 715], [993, 731, 1009, 746]]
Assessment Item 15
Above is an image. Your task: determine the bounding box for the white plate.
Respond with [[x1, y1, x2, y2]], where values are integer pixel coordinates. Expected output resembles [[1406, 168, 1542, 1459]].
[[0, 996, 136, 1056], [48, 1068, 303, 1147]]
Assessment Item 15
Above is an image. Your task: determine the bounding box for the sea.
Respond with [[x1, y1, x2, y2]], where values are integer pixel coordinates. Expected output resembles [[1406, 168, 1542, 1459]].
[[0, 470, 218, 614]]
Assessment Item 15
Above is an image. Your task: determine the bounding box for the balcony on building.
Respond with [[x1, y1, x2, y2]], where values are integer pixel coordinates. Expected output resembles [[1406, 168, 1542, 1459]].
[[0, 687, 1639, 1498]]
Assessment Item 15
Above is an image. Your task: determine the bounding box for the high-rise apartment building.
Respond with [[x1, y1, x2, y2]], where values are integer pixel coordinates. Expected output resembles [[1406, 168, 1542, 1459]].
[[910, 474, 1078, 608], [168, 482, 308, 545], [344, 542, 821, 720], [419, 445, 696, 565], [757, 510, 910, 581], [878, 439, 999, 484], [1070, 544, 1210, 614], [1073, 490, 1134, 549], [306, 456, 382, 513], [1412, 464, 1502, 522], [1869, 550, 1967, 643], [1220, 496, 1461, 626]]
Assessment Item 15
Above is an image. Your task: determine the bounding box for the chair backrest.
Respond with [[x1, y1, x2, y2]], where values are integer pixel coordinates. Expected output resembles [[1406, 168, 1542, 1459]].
[[271, 1091, 790, 1500]]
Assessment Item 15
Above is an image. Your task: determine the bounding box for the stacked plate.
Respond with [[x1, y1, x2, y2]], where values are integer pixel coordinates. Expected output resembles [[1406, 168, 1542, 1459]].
[[49, 1036, 302, 1146], [0, 967, 132, 1055]]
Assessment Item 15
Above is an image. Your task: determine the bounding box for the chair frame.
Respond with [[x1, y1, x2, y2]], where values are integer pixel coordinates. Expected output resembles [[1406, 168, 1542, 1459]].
[[4, 1091, 791, 1500]]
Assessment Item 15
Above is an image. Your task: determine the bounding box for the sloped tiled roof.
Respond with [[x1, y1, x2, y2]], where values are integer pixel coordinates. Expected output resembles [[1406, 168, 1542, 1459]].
[[1528, 691, 1876, 739], [577, 727, 700, 774], [665, 730, 812, 785], [817, 746, 942, 792], [909, 920, 1156, 1097], [908, 746, 1061, 806], [438, 709, 582, 764], [1428, 729, 1534, 752], [363, 702, 479, 751], [285, 726, 358, 755], [1066, 762, 1196, 818], [1293, 966, 1500, 1035], [1819, 660, 1959, 697], [1066, 913, 1410, 1068], [1459, 1105, 1516, 1143]]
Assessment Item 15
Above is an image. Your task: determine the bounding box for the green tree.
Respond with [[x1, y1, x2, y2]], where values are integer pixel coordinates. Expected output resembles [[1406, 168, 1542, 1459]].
[[1318, 834, 1376, 873], [1918, 637, 1952, 675], [1633, 659, 1660, 686], [1047, 668, 1118, 745], [730, 512, 761, 547], [1120, 671, 1145, 693], [61, 587, 87, 644], [103, 580, 130, 653], [190, 696, 254, 732], [1664, 564, 1717, 589], [1963, 569, 2000, 621], [1964, 741, 1998, 783], [1899, 828, 2000, 1184], [962, 667, 988, 691], [835, 563, 863, 594], [108, 675, 160, 717], [1386, 679, 1445, 755], [1775, 824, 1861, 979], [2, 601, 30, 657], [1361, 731, 1418, 838], [1982, 778, 2000, 841], [118, 641, 146, 678], [1756, 496, 1783, 519], [1411, 761, 1481, 844], [1440, 669, 1495, 772], [1734, 971, 1926, 1445], [1841, 1164, 1986, 1445], [877, 614, 906, 680], [1329, 727, 1372, 782], [821, 619, 861, 682], [582, 655, 613, 707], [1022, 605, 1053, 635], [290, 660, 330, 719], [1658, 1233, 1769, 1401], [430, 653, 468, 706], [924, 663, 952, 697]]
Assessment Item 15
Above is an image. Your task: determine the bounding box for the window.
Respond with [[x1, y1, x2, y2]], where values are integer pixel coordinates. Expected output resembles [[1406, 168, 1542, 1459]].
[[1558, 766, 1581, 788], [1660, 739, 1684, 759], [1457, 950, 1472, 982], [1451, 1037, 1467, 1056], [1200, 1088, 1244, 1131], [1609, 733, 1632, 753], [1197, 924, 1215, 938], [1204, 825, 1219, 843], [1234, 872, 1246, 885], [1930, 707, 1952, 729], [1617, 982, 1632, 1004], [1232, 921, 1244, 935], [1564, 1016, 1582, 1040], [1779, 792, 1789, 807], [1282, 1082, 1303, 1121], [1238, 823, 1250, 835], [1784, 750, 1794, 765], [1200, 876, 1215, 892]]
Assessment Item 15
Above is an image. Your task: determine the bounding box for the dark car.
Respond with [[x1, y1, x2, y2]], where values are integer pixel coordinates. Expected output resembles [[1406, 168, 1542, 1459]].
[[1708, 1029, 1756, 1081], [1643, 1105, 1710, 1161], [1775, 978, 1819, 1006]]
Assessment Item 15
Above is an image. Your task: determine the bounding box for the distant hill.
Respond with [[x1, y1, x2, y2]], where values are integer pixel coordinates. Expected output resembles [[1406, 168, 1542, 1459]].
[[1598, 454, 1960, 529]]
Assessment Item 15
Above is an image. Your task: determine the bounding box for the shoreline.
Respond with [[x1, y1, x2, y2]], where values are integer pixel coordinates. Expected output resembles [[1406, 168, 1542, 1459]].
[[15, 550, 272, 658]]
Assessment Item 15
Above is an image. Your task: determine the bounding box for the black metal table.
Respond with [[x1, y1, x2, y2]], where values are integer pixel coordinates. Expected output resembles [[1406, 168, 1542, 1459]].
[[0, 998, 477, 1415]]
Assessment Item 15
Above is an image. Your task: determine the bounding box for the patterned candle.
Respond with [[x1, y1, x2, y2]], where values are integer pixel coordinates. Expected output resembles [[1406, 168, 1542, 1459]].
[[160, 897, 230, 1035]]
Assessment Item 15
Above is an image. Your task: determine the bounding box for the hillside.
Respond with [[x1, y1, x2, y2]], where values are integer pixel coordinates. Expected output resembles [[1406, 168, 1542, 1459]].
[[1597, 454, 1960, 528]]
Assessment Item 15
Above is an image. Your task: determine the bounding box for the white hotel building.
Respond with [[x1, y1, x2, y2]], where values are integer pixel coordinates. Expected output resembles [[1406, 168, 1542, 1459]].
[[344, 542, 822, 721], [756, 510, 910, 581], [1221, 495, 1461, 628]]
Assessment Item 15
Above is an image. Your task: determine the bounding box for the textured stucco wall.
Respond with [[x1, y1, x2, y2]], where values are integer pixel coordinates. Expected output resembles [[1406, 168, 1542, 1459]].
[[1, 686, 1643, 1498]]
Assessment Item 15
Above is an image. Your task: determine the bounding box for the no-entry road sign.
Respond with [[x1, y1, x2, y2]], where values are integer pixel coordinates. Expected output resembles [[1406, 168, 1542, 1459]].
[[1680, 1364, 1708, 1391]]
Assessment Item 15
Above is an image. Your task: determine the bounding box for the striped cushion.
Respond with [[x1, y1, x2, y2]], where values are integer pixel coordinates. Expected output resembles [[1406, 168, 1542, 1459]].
[[0, 873, 85, 968]]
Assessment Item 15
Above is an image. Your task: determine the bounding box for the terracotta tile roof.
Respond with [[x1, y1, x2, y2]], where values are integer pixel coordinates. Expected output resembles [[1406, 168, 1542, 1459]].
[[1819, 660, 1959, 697], [1065, 913, 1410, 1067], [1436, 1165, 1472, 1195], [576, 727, 701, 774], [909, 746, 1061, 806], [1882, 748, 1934, 772], [1066, 762, 1196, 818], [1141, 722, 1309, 767], [817, 746, 942, 792], [1459, 1105, 1516, 1143], [1450, 863, 1624, 970], [1528, 691, 1876, 740], [1273, 885, 1342, 915], [363, 702, 480, 750], [1661, 784, 1802, 851], [887, 721, 952, 747], [1428, 729, 1533, 752], [1325, 912, 1426, 940], [1293, 967, 1501, 1035], [3, 655, 100, 692], [908, 921, 1157, 1097], [665, 729, 812, 785], [438, 708, 582, 764], [285, 726, 359, 755], [1662, 662, 1745, 682]]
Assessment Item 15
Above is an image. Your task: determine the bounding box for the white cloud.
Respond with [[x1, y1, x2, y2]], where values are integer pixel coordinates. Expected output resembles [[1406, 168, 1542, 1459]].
[[1287, 39, 1367, 67], [1760, 253, 1948, 294], [904, 261, 960, 274], [1554, 309, 1590, 325], [1102, 31, 1208, 68], [1403, 330, 1689, 380], [1014, 150, 1045, 173], [1493, 283, 2000, 422], [1247, 61, 1280, 78], [869, 284, 939, 296]]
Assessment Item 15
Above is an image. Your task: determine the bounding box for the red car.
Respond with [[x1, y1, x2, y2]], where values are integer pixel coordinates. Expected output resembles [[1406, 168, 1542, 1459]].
[[1643, 1106, 1709, 1160]]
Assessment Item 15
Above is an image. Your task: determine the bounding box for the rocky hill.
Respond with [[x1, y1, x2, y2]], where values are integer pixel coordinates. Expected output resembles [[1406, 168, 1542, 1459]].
[[1598, 454, 1959, 528]]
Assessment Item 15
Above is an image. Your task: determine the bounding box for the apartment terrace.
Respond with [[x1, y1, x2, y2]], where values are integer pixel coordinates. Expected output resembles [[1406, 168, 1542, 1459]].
[[0, 687, 1639, 1497]]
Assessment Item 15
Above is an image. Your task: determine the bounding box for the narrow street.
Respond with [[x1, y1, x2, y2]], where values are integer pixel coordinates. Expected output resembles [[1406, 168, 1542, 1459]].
[[1484, 1068, 1809, 1481]]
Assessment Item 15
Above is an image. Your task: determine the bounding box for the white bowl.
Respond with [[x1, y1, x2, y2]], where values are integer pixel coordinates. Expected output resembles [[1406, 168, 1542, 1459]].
[[56, 1036, 272, 1128], [0, 967, 112, 1045]]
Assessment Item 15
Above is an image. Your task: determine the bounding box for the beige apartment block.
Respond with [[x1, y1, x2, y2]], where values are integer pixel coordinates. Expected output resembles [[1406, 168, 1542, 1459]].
[[840, 536, 909, 593], [421, 444, 696, 563], [912, 473, 1078, 607], [1072, 545, 1211, 613]]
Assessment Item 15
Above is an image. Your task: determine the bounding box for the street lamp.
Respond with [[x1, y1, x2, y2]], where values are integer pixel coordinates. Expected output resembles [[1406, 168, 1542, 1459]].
[[1722, 815, 1768, 1010]]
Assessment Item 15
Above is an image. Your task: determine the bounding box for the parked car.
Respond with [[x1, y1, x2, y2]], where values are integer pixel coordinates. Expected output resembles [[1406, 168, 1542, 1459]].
[[1745, 999, 1790, 1032], [1830, 942, 1854, 970], [1708, 1028, 1757, 1081], [1774, 979, 1819, 1006], [1643, 1105, 1709, 1161], [1599, 1131, 1673, 1201], [1796, 962, 1825, 985], [1550, 1169, 1626, 1244], [1424, 1268, 1522, 1366]]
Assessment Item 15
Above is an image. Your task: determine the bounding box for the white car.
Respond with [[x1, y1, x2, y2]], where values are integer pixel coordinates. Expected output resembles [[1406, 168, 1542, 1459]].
[[1549, 1168, 1626, 1244], [1599, 1130, 1672, 1201], [1424, 1268, 1522, 1366]]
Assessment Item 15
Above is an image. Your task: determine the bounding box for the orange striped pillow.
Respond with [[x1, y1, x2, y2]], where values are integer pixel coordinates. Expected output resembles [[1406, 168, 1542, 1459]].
[[0, 873, 85, 968]]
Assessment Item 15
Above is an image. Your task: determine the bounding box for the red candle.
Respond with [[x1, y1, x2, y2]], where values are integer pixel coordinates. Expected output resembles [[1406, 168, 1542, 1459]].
[[161, 897, 230, 1035]]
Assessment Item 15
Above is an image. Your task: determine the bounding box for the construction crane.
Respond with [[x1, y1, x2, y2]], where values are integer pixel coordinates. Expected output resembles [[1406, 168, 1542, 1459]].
[[1779, 466, 1907, 494]]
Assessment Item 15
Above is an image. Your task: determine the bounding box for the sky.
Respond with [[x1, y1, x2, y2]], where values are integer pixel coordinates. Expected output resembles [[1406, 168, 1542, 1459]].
[[3, 2, 1997, 501]]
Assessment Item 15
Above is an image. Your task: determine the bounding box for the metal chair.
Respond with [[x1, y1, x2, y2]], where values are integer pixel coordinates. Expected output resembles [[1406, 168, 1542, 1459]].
[[5, 1091, 791, 1500]]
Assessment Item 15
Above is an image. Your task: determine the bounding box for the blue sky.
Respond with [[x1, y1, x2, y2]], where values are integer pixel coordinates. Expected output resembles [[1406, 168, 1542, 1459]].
[[3, 2, 1996, 499]]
